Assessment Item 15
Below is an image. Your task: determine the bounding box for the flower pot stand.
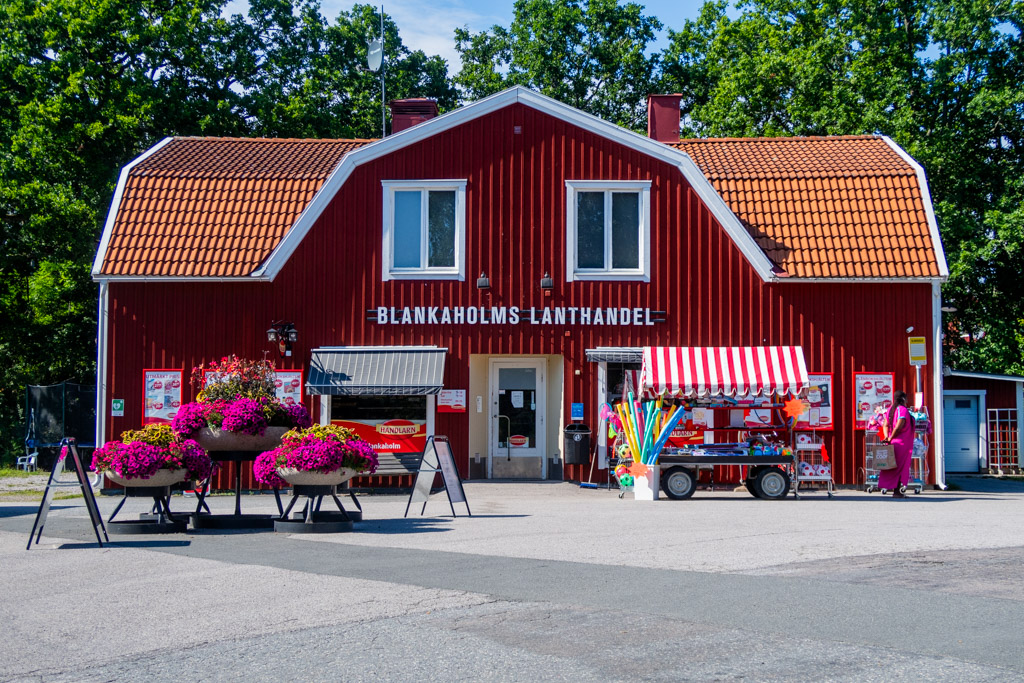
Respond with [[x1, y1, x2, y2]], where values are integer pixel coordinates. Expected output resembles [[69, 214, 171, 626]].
[[275, 485, 357, 533], [191, 451, 283, 530], [108, 485, 187, 535]]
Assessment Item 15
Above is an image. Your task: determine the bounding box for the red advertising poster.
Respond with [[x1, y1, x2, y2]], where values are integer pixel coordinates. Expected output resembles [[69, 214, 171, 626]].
[[853, 371, 895, 429], [331, 419, 427, 454], [204, 369, 304, 406], [438, 389, 466, 413], [796, 373, 833, 430], [143, 369, 184, 425], [274, 370, 303, 406]]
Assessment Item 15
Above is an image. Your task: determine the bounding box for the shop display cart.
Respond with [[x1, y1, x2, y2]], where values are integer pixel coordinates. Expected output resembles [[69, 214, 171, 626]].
[[654, 401, 800, 500]]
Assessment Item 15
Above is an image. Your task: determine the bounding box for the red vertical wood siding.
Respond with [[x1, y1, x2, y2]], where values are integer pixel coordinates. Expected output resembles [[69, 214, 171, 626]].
[[104, 104, 938, 487]]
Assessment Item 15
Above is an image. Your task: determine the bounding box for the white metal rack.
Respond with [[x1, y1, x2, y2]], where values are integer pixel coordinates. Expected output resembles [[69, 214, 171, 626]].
[[794, 432, 834, 497]]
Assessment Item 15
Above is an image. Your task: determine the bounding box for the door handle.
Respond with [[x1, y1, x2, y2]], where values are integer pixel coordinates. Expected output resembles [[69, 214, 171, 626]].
[[496, 414, 512, 461]]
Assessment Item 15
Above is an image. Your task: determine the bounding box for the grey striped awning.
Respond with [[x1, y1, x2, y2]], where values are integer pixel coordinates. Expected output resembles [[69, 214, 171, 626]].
[[585, 347, 644, 364], [307, 346, 447, 396]]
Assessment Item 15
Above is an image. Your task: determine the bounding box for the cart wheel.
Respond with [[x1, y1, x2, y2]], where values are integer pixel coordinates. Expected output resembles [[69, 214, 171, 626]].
[[662, 467, 696, 500], [618, 491, 625, 499], [898, 484, 908, 495], [753, 467, 791, 500], [914, 487, 922, 495], [746, 468, 762, 498]]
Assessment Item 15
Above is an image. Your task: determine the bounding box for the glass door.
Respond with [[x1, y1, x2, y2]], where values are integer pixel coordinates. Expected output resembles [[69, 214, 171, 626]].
[[489, 359, 546, 479]]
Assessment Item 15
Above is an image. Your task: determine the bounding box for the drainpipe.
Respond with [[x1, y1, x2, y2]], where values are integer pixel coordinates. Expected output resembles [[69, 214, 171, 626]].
[[932, 281, 946, 490]]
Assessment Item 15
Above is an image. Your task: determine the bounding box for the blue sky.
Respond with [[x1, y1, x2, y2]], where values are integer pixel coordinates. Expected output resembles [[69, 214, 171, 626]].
[[225, 1, 711, 70]]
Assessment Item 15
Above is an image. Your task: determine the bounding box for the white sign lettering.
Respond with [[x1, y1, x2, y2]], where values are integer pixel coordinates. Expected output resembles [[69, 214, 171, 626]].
[[375, 305, 658, 326]]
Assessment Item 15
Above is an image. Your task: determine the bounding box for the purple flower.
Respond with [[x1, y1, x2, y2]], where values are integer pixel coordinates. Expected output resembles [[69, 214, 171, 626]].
[[285, 403, 312, 429], [253, 450, 287, 487], [251, 426, 379, 483], [172, 402, 210, 437], [221, 397, 268, 435], [92, 435, 214, 482]]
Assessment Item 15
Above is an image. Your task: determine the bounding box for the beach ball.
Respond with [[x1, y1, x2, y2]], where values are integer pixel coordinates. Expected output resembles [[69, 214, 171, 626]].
[[619, 474, 634, 487]]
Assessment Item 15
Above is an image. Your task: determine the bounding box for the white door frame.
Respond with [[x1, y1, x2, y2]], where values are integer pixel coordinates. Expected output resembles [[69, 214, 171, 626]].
[[488, 358, 546, 479], [943, 390, 986, 472]]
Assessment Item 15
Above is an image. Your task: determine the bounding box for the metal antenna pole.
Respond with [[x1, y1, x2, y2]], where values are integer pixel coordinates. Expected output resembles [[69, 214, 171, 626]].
[[381, 5, 385, 138]]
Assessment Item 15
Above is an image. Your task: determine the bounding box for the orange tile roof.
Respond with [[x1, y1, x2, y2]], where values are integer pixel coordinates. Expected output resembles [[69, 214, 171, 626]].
[[672, 136, 940, 278], [98, 133, 940, 280], [98, 137, 371, 277]]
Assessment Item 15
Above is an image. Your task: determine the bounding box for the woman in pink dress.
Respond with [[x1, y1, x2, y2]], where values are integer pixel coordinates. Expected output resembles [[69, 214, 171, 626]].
[[879, 391, 914, 498]]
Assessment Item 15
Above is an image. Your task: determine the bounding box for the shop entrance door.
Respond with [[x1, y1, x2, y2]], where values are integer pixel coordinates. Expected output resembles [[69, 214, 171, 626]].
[[489, 359, 546, 479]]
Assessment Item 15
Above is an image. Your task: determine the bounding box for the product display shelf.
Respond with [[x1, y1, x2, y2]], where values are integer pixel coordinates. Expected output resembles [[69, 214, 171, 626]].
[[794, 432, 834, 497]]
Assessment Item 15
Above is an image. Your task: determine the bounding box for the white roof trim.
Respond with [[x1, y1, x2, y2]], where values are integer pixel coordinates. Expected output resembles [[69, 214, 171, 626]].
[[947, 370, 1024, 383], [882, 136, 949, 280], [251, 86, 778, 282], [92, 137, 175, 280]]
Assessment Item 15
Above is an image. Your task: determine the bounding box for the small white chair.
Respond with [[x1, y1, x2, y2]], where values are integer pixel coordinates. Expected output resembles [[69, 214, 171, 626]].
[[17, 452, 38, 472]]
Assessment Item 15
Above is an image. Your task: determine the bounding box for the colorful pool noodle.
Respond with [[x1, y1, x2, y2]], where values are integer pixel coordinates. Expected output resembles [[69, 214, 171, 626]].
[[627, 392, 642, 456], [641, 401, 659, 463], [616, 403, 640, 461], [648, 407, 688, 464]]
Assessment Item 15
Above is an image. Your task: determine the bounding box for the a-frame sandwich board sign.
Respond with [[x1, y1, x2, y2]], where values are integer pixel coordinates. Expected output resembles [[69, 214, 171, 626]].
[[27, 438, 108, 549], [405, 435, 471, 518]]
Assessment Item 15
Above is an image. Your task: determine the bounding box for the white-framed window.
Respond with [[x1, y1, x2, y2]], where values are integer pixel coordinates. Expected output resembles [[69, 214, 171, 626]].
[[382, 180, 467, 281], [565, 180, 651, 281]]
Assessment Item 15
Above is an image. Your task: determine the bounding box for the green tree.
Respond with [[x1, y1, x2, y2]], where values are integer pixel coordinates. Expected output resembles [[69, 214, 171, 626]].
[[454, 0, 662, 130], [0, 0, 455, 462], [661, 0, 1024, 375]]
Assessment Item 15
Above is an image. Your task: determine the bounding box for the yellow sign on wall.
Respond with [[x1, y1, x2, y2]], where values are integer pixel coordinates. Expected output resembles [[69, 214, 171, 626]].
[[908, 336, 928, 366]]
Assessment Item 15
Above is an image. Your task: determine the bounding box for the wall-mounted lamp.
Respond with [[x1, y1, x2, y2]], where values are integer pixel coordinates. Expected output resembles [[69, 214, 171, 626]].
[[476, 272, 490, 289], [266, 321, 297, 357], [540, 272, 553, 290], [905, 326, 915, 334]]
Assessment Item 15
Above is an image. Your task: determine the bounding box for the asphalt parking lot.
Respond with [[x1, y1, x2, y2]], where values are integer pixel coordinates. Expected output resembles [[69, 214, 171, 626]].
[[2, 477, 1023, 681]]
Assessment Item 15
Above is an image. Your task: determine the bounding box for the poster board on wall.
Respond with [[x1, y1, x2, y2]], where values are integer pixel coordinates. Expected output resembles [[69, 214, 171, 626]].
[[853, 371, 894, 429], [143, 369, 184, 425], [273, 370, 303, 405], [796, 373, 833, 430]]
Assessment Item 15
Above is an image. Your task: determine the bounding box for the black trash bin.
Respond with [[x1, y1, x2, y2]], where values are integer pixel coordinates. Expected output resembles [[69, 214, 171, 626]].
[[563, 423, 592, 465]]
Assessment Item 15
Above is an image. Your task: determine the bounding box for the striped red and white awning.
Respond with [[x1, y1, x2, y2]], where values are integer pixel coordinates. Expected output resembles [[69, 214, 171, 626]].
[[640, 347, 809, 399]]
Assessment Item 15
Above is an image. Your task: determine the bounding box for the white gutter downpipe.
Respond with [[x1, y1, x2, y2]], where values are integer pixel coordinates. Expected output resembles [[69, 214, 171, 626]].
[[932, 281, 946, 489], [96, 281, 109, 447]]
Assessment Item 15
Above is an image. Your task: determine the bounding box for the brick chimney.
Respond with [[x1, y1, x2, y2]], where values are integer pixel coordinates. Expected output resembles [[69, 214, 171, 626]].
[[647, 94, 681, 142], [389, 98, 439, 134]]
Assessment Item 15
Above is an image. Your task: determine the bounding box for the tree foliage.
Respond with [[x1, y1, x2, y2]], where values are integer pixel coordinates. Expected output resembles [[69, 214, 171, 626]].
[[0, 0, 454, 461], [661, 0, 1024, 375], [454, 0, 662, 130]]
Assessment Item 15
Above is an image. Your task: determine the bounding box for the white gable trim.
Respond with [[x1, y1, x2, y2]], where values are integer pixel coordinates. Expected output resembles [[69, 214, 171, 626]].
[[92, 137, 175, 280], [882, 136, 949, 280], [251, 86, 778, 282]]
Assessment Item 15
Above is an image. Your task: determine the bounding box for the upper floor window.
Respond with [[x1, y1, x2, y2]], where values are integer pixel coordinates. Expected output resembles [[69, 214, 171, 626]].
[[382, 180, 467, 280], [565, 180, 651, 281]]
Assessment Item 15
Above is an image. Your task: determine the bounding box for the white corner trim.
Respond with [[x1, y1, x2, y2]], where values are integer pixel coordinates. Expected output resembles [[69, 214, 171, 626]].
[[96, 281, 109, 445], [882, 136, 949, 279], [92, 137, 175, 279], [931, 281, 945, 488], [252, 86, 778, 283]]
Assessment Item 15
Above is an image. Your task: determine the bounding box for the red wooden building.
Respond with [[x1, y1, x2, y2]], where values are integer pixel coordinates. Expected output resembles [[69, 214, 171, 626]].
[[92, 87, 949, 489]]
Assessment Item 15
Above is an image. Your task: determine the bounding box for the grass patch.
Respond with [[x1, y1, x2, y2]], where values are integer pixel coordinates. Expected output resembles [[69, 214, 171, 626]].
[[0, 467, 37, 478]]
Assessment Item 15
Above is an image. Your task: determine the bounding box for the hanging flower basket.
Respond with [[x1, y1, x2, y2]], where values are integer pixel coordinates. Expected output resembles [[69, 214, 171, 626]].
[[106, 469, 189, 488], [195, 426, 291, 452], [254, 425, 379, 489], [92, 425, 214, 486], [171, 355, 313, 450], [275, 467, 360, 486]]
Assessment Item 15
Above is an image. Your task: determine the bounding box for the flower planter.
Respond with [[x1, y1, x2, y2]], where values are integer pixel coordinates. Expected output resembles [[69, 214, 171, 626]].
[[196, 426, 289, 452], [106, 469, 189, 488], [276, 467, 360, 486]]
